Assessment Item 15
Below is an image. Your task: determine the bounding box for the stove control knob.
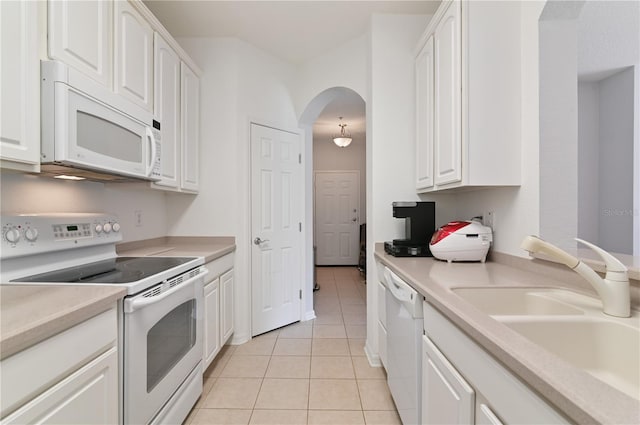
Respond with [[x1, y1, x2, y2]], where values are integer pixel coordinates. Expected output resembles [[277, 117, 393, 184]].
[[95, 224, 103, 233], [103, 223, 112, 233], [112, 222, 121, 232], [25, 228, 38, 242], [5, 228, 21, 244]]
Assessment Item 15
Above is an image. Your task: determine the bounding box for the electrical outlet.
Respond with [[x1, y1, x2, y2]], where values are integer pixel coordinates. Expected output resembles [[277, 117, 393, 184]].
[[484, 211, 495, 229], [135, 210, 143, 227]]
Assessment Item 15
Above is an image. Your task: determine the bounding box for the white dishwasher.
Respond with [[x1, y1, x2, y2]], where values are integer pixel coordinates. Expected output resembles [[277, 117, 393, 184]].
[[384, 267, 423, 425]]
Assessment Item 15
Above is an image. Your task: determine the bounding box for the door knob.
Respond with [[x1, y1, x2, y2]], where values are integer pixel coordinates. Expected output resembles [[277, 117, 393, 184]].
[[352, 218, 357, 222], [254, 237, 270, 245]]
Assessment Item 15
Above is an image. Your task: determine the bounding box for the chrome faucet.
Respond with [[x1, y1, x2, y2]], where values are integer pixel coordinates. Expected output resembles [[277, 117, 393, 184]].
[[521, 235, 630, 318]]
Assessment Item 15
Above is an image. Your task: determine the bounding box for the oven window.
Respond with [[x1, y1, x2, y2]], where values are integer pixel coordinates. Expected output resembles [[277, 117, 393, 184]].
[[146, 299, 196, 392]]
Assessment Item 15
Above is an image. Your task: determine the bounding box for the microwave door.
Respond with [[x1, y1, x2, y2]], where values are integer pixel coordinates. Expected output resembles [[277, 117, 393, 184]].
[[58, 86, 157, 180]]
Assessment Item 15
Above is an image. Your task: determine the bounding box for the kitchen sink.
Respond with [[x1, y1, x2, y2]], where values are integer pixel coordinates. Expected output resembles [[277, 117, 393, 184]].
[[497, 317, 640, 400], [451, 287, 589, 316]]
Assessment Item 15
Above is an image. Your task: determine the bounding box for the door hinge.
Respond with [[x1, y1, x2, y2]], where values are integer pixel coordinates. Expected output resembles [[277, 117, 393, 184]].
[[299, 289, 302, 299], [298, 153, 301, 164], [299, 222, 302, 232]]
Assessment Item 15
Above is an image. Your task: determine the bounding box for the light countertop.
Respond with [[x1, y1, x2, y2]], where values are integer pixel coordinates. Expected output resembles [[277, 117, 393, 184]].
[[0, 284, 125, 360], [117, 236, 235, 263], [1, 236, 235, 361], [374, 243, 640, 425]]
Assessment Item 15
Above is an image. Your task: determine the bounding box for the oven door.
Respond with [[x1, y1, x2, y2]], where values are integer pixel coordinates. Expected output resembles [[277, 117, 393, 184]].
[[123, 268, 206, 425]]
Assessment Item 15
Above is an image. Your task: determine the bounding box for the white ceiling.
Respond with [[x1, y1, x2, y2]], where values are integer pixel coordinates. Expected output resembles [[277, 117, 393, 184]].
[[144, 0, 440, 65], [144, 0, 439, 146]]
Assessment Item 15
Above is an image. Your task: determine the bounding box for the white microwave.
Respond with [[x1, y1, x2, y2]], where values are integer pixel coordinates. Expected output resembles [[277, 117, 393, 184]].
[[41, 61, 161, 181]]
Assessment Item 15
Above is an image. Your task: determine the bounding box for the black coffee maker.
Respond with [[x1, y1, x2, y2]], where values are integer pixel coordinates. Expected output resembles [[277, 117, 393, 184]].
[[384, 201, 435, 257]]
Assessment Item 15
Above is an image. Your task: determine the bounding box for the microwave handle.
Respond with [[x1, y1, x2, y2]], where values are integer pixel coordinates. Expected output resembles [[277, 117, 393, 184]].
[[145, 127, 157, 177], [124, 268, 208, 314]]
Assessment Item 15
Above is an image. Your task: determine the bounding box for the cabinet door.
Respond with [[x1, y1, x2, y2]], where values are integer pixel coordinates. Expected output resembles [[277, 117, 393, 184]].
[[476, 399, 504, 425], [180, 62, 200, 192], [434, 0, 462, 186], [422, 335, 474, 424], [114, 0, 153, 111], [220, 269, 234, 343], [0, 0, 40, 169], [48, 0, 111, 87], [2, 347, 118, 425], [153, 33, 181, 189], [416, 35, 435, 190], [204, 279, 221, 368]]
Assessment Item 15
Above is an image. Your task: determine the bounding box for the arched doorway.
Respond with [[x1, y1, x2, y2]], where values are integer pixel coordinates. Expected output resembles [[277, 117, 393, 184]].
[[298, 87, 366, 319]]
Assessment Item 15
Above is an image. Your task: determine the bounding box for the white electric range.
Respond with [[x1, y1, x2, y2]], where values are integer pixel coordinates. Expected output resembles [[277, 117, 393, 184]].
[[1, 213, 207, 425]]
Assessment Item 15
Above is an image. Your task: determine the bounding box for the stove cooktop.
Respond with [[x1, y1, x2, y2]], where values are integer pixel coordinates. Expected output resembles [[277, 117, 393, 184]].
[[13, 257, 196, 284]]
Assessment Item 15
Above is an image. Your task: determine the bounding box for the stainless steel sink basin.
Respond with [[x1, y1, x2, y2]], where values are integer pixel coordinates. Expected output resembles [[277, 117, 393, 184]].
[[497, 317, 640, 400], [451, 287, 588, 316]]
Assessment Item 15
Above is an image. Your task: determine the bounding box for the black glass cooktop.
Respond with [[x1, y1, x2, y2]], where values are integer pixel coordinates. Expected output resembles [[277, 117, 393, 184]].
[[13, 257, 196, 284]]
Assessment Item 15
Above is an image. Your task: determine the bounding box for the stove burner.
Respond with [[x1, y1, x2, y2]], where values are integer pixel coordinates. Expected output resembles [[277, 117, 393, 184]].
[[13, 257, 196, 284]]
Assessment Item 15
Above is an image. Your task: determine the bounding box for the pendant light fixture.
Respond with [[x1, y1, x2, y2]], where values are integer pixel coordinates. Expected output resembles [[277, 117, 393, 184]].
[[333, 117, 352, 148]]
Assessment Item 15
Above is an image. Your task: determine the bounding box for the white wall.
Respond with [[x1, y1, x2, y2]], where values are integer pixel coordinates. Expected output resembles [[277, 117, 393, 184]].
[[0, 173, 168, 242], [295, 37, 370, 321], [454, 2, 544, 258], [598, 67, 635, 254], [578, 81, 600, 243], [293, 35, 368, 117], [538, 18, 579, 251], [366, 13, 440, 364], [166, 37, 299, 344]]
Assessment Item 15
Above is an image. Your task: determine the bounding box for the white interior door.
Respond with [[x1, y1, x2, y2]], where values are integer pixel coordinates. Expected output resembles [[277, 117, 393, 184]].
[[314, 171, 360, 266], [251, 124, 302, 336]]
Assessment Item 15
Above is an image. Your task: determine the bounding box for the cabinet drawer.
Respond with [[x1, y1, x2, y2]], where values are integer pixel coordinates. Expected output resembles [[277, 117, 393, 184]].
[[2, 347, 118, 425], [0, 308, 117, 417]]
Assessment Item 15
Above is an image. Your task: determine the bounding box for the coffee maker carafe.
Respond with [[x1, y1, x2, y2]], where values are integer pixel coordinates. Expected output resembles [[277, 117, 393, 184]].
[[384, 201, 435, 257]]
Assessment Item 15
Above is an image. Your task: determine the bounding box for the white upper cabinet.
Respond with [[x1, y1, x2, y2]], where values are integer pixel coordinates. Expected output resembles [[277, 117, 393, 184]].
[[48, 0, 112, 88], [180, 62, 200, 193], [0, 0, 40, 171], [114, 0, 153, 111], [415, 0, 521, 192], [433, 1, 462, 186], [415, 35, 435, 190], [153, 33, 181, 189]]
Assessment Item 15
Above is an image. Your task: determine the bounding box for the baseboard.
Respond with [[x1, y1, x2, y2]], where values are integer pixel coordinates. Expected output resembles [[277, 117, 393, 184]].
[[303, 309, 317, 322], [364, 340, 382, 367]]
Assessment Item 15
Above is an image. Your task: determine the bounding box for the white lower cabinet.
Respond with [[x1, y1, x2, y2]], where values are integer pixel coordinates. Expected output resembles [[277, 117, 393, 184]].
[[0, 308, 118, 424], [203, 253, 234, 370], [204, 276, 221, 367], [2, 348, 118, 425], [422, 301, 570, 424], [475, 395, 504, 425], [422, 335, 474, 424], [220, 269, 235, 343]]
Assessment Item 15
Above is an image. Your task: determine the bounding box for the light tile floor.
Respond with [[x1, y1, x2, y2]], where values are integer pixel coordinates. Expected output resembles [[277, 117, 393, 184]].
[[184, 266, 401, 425]]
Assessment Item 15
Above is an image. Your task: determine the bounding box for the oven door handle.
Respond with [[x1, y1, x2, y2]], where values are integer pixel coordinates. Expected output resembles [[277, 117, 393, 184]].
[[124, 268, 208, 314]]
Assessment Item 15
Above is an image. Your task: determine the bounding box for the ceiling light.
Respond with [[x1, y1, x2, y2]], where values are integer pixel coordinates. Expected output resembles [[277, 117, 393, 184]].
[[333, 117, 352, 148], [53, 175, 86, 181]]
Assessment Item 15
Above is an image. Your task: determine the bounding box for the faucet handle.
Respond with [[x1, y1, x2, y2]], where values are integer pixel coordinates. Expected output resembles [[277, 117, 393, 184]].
[[575, 238, 628, 281]]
